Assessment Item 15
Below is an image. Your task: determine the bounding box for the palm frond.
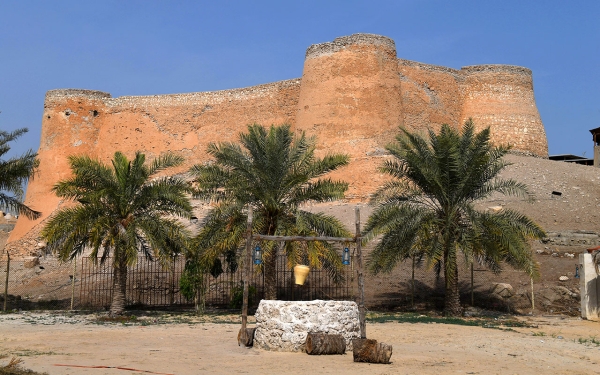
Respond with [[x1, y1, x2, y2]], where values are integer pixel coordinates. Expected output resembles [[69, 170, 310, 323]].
[[366, 120, 545, 314], [189, 124, 350, 290], [0, 128, 40, 218]]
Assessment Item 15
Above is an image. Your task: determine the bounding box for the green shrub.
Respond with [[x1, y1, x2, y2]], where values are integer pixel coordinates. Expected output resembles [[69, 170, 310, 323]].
[[229, 282, 257, 309]]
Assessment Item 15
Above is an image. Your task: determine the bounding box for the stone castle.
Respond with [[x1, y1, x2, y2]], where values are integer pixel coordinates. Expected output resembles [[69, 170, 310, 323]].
[[7, 33, 548, 252]]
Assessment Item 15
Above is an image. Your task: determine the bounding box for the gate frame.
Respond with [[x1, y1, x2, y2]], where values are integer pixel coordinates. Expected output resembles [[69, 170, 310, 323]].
[[239, 206, 366, 345]]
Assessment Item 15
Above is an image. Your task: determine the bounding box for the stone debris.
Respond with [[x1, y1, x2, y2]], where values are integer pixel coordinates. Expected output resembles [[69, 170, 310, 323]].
[[490, 283, 514, 299], [23, 256, 39, 268]]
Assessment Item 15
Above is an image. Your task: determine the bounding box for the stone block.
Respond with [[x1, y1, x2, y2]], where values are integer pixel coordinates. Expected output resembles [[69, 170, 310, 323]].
[[254, 300, 360, 352], [579, 253, 600, 321], [23, 256, 40, 268]]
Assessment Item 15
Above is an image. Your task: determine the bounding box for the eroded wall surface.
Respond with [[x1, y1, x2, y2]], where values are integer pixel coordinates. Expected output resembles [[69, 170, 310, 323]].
[[460, 65, 548, 155], [295, 34, 403, 200], [8, 80, 301, 250], [7, 33, 548, 255]]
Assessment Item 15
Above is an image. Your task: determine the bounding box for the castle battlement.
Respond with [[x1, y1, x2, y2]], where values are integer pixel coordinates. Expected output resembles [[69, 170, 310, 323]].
[[305, 33, 396, 59]]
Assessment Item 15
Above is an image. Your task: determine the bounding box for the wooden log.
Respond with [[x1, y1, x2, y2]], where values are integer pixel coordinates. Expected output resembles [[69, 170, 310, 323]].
[[237, 328, 256, 347], [253, 234, 355, 242], [305, 333, 346, 355], [352, 338, 392, 364]]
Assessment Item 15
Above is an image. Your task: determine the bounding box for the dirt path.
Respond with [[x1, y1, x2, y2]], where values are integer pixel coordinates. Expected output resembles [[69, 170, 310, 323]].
[[1, 312, 599, 375]]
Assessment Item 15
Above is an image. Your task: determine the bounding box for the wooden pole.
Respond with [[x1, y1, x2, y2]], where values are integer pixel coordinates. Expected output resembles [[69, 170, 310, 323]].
[[355, 206, 366, 339], [238, 206, 254, 346], [70, 256, 77, 310], [3, 251, 10, 312], [253, 234, 354, 242], [411, 256, 415, 308], [530, 277, 535, 314]]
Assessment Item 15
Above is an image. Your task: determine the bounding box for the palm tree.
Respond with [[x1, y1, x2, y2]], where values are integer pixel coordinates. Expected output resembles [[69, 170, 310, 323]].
[[42, 151, 192, 315], [0, 128, 40, 219], [189, 124, 351, 300], [363, 120, 545, 316]]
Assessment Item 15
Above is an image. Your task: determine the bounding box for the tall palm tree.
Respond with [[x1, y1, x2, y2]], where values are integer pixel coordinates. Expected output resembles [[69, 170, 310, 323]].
[[42, 151, 192, 315], [363, 120, 545, 316], [0, 128, 40, 219], [189, 124, 351, 300]]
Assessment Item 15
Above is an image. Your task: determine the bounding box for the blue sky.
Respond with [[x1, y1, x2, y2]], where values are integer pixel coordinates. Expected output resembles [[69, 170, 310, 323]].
[[1, 1, 599, 159]]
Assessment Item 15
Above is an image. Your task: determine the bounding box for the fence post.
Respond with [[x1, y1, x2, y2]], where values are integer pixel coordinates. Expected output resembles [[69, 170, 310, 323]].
[[355, 206, 366, 339], [71, 256, 77, 310], [3, 251, 10, 312], [170, 256, 175, 305], [530, 277, 535, 314], [471, 262, 474, 306], [411, 256, 415, 307], [239, 206, 253, 346]]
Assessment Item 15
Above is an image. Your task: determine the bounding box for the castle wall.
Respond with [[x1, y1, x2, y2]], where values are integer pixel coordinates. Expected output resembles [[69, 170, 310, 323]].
[[398, 59, 463, 134], [7, 33, 549, 254], [460, 65, 548, 156], [13, 90, 112, 246], [295, 34, 403, 200], [7, 80, 301, 250]]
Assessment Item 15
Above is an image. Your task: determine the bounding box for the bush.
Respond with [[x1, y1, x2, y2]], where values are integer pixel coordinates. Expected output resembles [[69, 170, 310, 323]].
[[229, 282, 257, 309]]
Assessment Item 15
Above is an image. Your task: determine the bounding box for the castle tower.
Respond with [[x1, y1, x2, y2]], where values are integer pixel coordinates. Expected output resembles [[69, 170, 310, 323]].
[[295, 34, 403, 200], [460, 65, 548, 157], [8, 89, 110, 243]]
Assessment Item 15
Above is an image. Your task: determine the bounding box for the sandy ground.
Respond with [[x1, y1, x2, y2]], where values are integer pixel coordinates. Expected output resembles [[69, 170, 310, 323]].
[[1, 312, 599, 375]]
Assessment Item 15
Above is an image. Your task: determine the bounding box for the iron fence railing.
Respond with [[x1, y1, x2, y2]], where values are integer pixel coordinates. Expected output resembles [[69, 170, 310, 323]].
[[75, 255, 353, 310], [1, 253, 581, 314]]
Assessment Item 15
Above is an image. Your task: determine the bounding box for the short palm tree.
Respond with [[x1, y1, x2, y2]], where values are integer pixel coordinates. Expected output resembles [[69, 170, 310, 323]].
[[42, 151, 192, 315], [190, 124, 350, 300], [0, 128, 40, 219], [363, 120, 545, 316]]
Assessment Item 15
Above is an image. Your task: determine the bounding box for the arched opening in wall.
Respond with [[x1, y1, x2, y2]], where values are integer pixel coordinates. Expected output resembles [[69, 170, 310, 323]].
[[92, 110, 99, 117]]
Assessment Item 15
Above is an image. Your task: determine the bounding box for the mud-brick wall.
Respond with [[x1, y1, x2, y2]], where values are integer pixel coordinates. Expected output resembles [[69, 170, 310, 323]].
[[460, 65, 548, 157], [16, 90, 112, 245], [398, 59, 463, 134], [295, 34, 403, 200], [7, 80, 301, 254], [7, 33, 550, 255]]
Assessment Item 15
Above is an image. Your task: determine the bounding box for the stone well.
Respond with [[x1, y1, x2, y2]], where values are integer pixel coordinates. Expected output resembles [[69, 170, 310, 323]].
[[253, 300, 361, 352]]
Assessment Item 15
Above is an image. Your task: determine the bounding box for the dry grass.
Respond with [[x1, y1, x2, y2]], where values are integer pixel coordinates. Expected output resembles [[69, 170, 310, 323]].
[[0, 356, 48, 375]]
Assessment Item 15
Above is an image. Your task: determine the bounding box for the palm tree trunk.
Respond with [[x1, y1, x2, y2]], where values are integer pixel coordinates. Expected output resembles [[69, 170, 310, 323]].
[[444, 259, 461, 316], [263, 217, 279, 300], [263, 249, 278, 300], [110, 257, 128, 316]]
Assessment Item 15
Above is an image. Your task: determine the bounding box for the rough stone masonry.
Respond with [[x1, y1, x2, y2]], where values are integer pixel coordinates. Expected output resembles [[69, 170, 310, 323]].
[[253, 300, 361, 352]]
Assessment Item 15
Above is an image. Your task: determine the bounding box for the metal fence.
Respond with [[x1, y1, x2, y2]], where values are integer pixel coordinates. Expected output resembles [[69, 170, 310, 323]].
[[1, 255, 76, 310], [1, 252, 579, 314]]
